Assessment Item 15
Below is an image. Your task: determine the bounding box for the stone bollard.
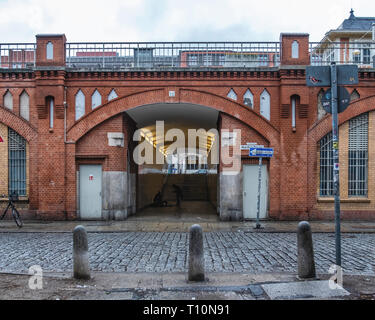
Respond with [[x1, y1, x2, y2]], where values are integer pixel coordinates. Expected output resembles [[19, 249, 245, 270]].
[[73, 225, 90, 280], [297, 221, 316, 279], [188, 224, 205, 282]]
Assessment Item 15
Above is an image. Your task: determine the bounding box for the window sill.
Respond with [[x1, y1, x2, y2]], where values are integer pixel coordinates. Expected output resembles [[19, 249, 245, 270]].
[[0, 197, 29, 202], [318, 198, 370, 204]]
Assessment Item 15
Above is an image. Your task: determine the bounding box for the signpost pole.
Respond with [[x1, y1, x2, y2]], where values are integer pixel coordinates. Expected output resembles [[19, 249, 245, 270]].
[[255, 157, 262, 229], [331, 62, 342, 268]]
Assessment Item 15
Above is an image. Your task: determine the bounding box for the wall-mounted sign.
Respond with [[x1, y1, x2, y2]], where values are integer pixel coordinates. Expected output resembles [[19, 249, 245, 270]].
[[0, 136, 3, 143], [241, 143, 264, 150], [89, 175, 94, 181], [249, 147, 274, 158], [169, 91, 176, 97], [222, 132, 237, 147]]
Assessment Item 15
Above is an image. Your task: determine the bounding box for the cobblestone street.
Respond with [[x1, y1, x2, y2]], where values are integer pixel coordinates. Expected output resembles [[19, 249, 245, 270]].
[[0, 232, 374, 275]]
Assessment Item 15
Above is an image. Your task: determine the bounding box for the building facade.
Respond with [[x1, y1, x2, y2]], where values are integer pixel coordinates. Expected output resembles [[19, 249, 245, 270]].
[[1, 13, 375, 221]]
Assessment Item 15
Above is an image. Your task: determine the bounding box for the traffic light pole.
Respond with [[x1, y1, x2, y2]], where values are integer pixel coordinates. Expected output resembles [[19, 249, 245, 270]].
[[330, 62, 342, 267]]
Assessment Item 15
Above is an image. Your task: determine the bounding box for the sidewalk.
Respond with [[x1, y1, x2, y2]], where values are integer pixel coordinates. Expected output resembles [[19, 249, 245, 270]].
[[1, 217, 375, 233], [0, 271, 374, 300]]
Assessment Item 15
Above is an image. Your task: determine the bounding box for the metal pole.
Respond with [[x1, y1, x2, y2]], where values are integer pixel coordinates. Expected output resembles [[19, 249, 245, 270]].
[[330, 62, 341, 267], [255, 157, 262, 229]]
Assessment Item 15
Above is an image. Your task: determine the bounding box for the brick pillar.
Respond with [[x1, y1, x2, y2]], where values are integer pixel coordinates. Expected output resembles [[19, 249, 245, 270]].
[[36, 34, 66, 67], [280, 33, 310, 66]]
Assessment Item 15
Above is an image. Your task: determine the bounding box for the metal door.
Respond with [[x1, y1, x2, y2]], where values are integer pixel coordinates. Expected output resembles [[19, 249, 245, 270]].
[[243, 164, 268, 220], [79, 165, 102, 220]]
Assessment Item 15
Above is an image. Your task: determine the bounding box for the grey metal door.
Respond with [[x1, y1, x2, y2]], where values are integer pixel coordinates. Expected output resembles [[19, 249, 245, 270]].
[[243, 164, 268, 220], [80, 165, 102, 220]]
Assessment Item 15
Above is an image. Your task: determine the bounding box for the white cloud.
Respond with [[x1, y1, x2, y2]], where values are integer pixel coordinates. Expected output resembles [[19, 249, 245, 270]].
[[0, 0, 374, 43]]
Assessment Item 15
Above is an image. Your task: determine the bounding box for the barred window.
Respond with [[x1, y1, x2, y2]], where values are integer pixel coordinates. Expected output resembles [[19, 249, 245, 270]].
[[319, 132, 334, 197], [8, 128, 27, 196], [349, 113, 368, 197]]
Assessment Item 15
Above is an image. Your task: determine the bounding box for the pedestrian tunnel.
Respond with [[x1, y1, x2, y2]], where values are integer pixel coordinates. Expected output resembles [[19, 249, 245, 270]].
[[126, 103, 220, 219]]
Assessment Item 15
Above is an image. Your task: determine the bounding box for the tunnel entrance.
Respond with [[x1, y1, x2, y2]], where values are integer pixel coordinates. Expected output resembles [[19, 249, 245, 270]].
[[126, 103, 219, 220]]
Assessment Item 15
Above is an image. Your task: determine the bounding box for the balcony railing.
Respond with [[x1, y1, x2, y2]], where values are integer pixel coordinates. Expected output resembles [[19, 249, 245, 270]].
[[0, 43, 36, 69], [1, 41, 375, 70], [310, 41, 375, 68], [65, 42, 281, 70]]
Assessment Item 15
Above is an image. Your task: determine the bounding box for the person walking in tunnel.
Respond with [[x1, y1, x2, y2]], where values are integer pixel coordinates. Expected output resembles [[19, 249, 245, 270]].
[[172, 184, 183, 208], [152, 191, 167, 207]]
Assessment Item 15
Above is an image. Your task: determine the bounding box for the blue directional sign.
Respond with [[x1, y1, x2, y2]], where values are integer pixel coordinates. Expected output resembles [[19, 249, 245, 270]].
[[249, 147, 274, 158]]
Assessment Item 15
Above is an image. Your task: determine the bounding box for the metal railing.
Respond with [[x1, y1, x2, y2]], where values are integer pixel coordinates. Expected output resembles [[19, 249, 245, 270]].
[[65, 42, 281, 69], [1, 41, 375, 70], [0, 43, 36, 69], [310, 41, 375, 68]]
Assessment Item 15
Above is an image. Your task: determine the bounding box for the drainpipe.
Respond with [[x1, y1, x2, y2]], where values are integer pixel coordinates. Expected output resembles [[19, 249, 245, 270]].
[[64, 86, 75, 144]]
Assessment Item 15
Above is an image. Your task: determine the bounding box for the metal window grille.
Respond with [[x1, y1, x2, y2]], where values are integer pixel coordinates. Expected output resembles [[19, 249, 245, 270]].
[[8, 128, 27, 196], [319, 132, 334, 197], [349, 113, 368, 197]]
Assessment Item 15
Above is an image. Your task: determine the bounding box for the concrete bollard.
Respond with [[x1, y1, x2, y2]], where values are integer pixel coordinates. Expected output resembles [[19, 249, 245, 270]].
[[297, 221, 316, 279], [188, 224, 205, 282], [73, 225, 91, 280]]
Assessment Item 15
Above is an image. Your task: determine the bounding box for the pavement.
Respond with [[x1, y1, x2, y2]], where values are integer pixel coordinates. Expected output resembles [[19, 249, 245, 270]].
[[1, 213, 375, 233], [0, 212, 375, 300]]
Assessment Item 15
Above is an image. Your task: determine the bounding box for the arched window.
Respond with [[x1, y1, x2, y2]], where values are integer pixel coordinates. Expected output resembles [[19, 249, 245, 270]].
[[349, 113, 368, 197], [291, 95, 298, 129], [8, 127, 27, 196], [4, 91, 13, 110], [20, 91, 30, 121], [319, 132, 334, 197], [243, 89, 254, 108], [227, 89, 237, 101], [317, 89, 327, 121], [108, 89, 118, 101], [260, 89, 271, 120], [47, 96, 54, 128], [75, 90, 85, 121], [91, 89, 102, 109], [350, 89, 360, 102], [46, 42, 53, 60], [292, 41, 299, 59]]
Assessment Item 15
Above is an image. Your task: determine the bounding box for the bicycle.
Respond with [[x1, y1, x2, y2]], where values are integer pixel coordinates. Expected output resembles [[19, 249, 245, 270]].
[[0, 192, 23, 228]]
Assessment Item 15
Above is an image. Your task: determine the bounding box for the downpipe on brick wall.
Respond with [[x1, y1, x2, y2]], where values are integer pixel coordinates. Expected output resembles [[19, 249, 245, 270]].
[[64, 86, 75, 145], [64, 86, 75, 220]]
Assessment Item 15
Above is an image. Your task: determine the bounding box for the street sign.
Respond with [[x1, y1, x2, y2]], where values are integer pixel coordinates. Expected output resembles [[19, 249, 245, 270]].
[[306, 63, 359, 270], [306, 66, 331, 86], [321, 87, 351, 114], [241, 144, 264, 150], [306, 65, 359, 87], [249, 148, 274, 158], [337, 65, 359, 85]]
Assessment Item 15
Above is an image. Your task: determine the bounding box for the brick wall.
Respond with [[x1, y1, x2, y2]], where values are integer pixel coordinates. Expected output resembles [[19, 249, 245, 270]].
[[2, 55, 375, 220]]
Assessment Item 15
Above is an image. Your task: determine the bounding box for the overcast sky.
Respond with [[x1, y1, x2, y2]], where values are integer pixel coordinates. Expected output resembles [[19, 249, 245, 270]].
[[0, 0, 374, 43]]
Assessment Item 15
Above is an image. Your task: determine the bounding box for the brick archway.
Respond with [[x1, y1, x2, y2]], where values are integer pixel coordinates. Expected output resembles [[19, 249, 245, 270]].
[[306, 95, 375, 215], [308, 95, 375, 143], [0, 106, 38, 142], [67, 88, 280, 146]]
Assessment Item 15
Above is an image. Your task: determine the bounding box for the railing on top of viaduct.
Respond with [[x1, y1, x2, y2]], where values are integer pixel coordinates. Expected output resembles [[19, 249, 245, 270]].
[[0, 41, 375, 70]]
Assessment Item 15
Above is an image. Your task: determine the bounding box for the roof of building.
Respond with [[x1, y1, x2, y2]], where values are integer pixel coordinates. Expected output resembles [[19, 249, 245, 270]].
[[337, 9, 375, 31]]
